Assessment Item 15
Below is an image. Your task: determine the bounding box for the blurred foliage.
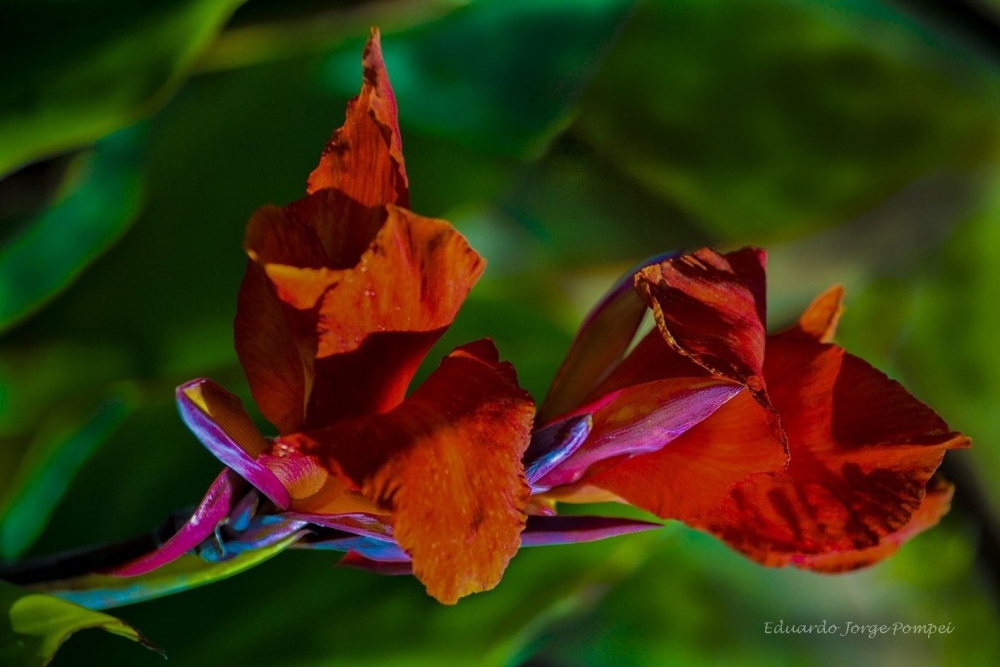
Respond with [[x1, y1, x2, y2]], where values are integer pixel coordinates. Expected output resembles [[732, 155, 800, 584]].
[[0, 0, 242, 177], [325, 0, 634, 158], [0, 129, 146, 333], [1, 0, 999, 665], [576, 0, 1000, 241]]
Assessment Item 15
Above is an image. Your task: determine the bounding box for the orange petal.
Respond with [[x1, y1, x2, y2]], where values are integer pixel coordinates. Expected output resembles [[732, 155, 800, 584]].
[[239, 201, 483, 431], [701, 335, 968, 565], [305, 206, 484, 427], [307, 28, 408, 208], [785, 284, 845, 344], [585, 388, 788, 522], [636, 247, 768, 396], [792, 475, 954, 571], [297, 340, 535, 604]]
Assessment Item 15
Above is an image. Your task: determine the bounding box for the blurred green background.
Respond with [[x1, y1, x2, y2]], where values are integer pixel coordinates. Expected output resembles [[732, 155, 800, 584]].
[[2, 0, 1000, 664]]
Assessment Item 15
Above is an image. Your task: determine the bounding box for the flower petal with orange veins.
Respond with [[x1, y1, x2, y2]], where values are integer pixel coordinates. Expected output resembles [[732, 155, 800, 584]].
[[307, 28, 408, 208], [636, 247, 768, 396], [785, 285, 845, 344], [298, 340, 535, 604], [538, 251, 679, 423], [792, 475, 955, 572], [584, 389, 788, 523], [701, 335, 968, 565], [176, 379, 291, 508], [305, 206, 485, 427]]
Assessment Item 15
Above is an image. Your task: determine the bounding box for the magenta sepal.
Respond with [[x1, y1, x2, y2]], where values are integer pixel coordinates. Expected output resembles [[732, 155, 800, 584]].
[[535, 380, 742, 490], [176, 379, 291, 508], [110, 468, 242, 576], [521, 514, 662, 546]]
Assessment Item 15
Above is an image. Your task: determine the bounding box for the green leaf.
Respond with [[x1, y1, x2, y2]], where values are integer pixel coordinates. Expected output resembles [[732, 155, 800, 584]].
[[0, 392, 137, 562], [575, 0, 1000, 240], [30, 533, 300, 611], [0, 0, 244, 177], [0, 579, 160, 667], [0, 129, 145, 333]]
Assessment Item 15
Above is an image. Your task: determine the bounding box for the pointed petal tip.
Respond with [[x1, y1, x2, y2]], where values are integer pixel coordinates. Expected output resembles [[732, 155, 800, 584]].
[[789, 284, 846, 343], [522, 515, 663, 546]]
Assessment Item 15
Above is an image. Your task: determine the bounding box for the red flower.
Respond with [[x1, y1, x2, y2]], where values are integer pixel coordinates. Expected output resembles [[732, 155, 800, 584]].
[[534, 247, 968, 568], [120, 29, 536, 605]]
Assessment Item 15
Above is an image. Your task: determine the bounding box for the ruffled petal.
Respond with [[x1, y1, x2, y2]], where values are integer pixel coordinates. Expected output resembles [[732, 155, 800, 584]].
[[112, 469, 241, 576], [234, 28, 421, 434], [305, 206, 484, 427], [785, 285, 845, 344], [176, 379, 290, 508], [239, 202, 484, 431], [538, 251, 679, 422], [582, 389, 788, 522], [535, 378, 744, 491], [307, 28, 408, 206], [791, 475, 954, 571], [289, 340, 535, 603], [635, 247, 768, 397], [701, 335, 968, 565]]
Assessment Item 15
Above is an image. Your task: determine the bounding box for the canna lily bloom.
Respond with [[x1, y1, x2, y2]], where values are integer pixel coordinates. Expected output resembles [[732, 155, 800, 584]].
[[115, 29, 533, 604], [528, 247, 968, 569], [112, 28, 655, 605]]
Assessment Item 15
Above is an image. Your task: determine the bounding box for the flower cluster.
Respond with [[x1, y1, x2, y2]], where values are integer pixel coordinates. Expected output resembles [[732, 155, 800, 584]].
[[110, 29, 967, 604]]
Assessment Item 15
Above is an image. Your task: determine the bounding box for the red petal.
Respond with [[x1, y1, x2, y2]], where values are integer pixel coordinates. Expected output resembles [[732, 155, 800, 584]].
[[584, 388, 787, 522], [588, 328, 709, 397], [635, 247, 768, 396], [296, 340, 535, 603], [784, 285, 845, 344], [307, 28, 408, 207], [701, 335, 968, 564], [235, 262, 312, 434], [792, 475, 954, 571]]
